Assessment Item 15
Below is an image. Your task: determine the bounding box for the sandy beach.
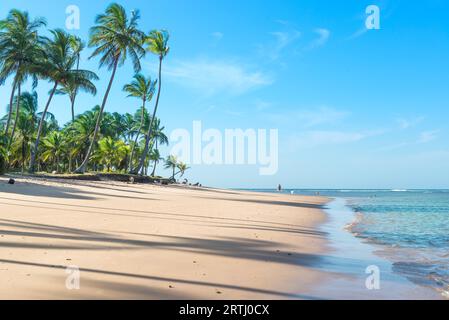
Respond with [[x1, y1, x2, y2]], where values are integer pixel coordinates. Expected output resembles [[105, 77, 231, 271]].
[[0, 177, 330, 299]]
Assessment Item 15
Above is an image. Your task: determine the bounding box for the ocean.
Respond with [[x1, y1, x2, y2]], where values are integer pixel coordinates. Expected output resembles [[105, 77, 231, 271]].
[[249, 189, 449, 298]]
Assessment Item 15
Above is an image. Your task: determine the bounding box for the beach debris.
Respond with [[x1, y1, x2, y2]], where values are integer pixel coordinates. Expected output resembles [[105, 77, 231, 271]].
[[169, 285, 174, 289], [287, 253, 292, 256], [7, 178, 15, 185], [216, 290, 222, 294], [129, 176, 135, 184]]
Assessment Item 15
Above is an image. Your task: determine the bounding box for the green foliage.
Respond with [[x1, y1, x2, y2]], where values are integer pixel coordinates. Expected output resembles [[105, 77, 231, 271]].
[[0, 4, 176, 179]]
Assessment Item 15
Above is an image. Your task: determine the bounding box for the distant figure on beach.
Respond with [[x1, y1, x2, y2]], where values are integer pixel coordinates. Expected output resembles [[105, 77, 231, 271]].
[[277, 184, 282, 192]]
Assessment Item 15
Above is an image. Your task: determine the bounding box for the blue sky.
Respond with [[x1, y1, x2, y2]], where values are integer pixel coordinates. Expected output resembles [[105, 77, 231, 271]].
[[1, 0, 448, 188]]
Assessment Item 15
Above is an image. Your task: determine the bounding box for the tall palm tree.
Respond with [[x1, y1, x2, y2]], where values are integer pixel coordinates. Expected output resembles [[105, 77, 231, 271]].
[[74, 3, 145, 173], [55, 36, 86, 121], [29, 29, 98, 173], [134, 30, 169, 174], [0, 9, 46, 144], [123, 74, 156, 172]]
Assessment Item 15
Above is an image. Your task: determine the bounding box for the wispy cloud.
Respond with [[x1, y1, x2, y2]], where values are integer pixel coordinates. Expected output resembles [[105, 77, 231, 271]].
[[155, 58, 273, 95], [287, 129, 382, 149], [377, 130, 439, 151], [211, 32, 224, 41], [418, 130, 439, 144], [266, 106, 349, 128], [267, 30, 301, 60], [396, 116, 425, 129], [257, 20, 301, 61], [305, 28, 330, 50]]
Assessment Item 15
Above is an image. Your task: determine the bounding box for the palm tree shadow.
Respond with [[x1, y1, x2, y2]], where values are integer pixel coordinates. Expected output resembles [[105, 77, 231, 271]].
[[0, 180, 96, 200]]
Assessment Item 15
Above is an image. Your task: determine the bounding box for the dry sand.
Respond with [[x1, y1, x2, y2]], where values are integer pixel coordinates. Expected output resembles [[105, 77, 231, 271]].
[[0, 177, 329, 299]]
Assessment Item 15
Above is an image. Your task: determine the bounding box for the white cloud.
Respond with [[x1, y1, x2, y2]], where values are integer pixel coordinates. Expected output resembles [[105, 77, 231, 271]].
[[267, 30, 301, 60], [295, 107, 348, 128], [265, 106, 349, 128], [418, 130, 439, 144], [396, 116, 425, 129], [156, 58, 273, 95], [287, 130, 382, 149], [305, 28, 330, 50], [211, 32, 223, 40]]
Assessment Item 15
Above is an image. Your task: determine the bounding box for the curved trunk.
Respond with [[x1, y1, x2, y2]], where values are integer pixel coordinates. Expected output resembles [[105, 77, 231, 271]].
[[29, 81, 59, 173], [151, 161, 158, 177], [133, 56, 163, 175], [128, 99, 146, 172], [75, 57, 119, 174], [8, 83, 21, 150], [4, 79, 17, 136], [70, 96, 76, 122]]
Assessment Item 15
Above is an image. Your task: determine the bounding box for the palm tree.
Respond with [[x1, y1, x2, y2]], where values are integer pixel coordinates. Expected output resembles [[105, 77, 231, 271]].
[[0, 9, 46, 144], [41, 131, 65, 172], [175, 161, 189, 178], [164, 155, 178, 180], [29, 29, 98, 173], [123, 74, 156, 172], [134, 30, 169, 174], [0, 133, 7, 174], [94, 136, 129, 172], [55, 36, 86, 121], [74, 3, 145, 173], [149, 148, 162, 177], [7, 92, 40, 172]]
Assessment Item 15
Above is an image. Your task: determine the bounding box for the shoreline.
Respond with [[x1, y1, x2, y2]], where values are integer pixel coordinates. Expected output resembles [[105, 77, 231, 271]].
[[0, 176, 330, 299], [310, 197, 442, 300], [1, 177, 442, 299]]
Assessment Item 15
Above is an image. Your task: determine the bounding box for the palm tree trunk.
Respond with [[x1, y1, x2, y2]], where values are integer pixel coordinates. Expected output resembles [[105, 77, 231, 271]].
[[151, 161, 157, 177], [29, 81, 59, 173], [75, 57, 119, 174], [70, 96, 76, 122], [128, 99, 146, 172], [4, 79, 17, 136], [133, 56, 163, 175], [8, 83, 21, 150]]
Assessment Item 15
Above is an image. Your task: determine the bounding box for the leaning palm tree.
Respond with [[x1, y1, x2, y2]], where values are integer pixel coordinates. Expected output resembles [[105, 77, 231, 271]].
[[134, 29, 169, 175], [29, 29, 98, 173], [123, 74, 156, 172], [175, 161, 189, 178], [74, 3, 145, 173], [149, 148, 162, 177], [164, 155, 178, 180], [0, 9, 46, 143]]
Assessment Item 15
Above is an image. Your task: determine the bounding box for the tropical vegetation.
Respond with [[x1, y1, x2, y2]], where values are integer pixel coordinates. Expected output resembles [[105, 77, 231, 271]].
[[0, 3, 189, 180]]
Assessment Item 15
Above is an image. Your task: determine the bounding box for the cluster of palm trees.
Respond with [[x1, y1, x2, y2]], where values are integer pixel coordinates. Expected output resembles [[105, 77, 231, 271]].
[[0, 3, 188, 179]]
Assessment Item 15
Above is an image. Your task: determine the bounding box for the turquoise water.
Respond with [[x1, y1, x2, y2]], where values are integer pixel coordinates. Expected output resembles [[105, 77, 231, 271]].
[[249, 189, 449, 297]]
